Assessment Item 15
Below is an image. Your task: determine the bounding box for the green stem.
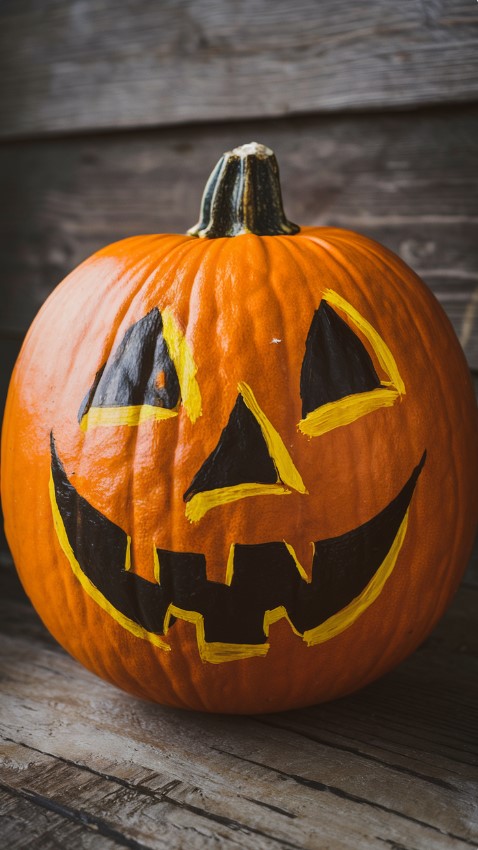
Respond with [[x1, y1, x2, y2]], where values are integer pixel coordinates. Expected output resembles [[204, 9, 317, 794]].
[[188, 142, 300, 238]]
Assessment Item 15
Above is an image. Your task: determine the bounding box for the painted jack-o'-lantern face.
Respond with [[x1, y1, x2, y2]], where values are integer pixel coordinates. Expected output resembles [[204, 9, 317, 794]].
[[49, 290, 426, 663], [3, 143, 477, 713]]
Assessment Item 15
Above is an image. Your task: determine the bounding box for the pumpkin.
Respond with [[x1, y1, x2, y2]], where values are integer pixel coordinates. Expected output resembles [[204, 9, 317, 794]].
[[1, 142, 477, 714]]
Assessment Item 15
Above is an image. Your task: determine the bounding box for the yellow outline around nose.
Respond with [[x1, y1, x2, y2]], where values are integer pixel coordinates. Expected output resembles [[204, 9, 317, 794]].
[[185, 382, 307, 523]]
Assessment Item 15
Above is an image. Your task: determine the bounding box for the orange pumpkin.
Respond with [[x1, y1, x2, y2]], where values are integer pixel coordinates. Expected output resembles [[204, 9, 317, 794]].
[[1, 142, 477, 714]]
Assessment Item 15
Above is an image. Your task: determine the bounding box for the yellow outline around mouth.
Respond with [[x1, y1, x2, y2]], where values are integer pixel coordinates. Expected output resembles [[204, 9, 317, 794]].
[[49, 470, 170, 652], [50, 469, 408, 663]]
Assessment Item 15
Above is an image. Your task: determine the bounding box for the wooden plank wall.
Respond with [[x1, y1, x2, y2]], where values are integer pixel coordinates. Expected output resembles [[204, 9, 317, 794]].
[[1, 1, 477, 559]]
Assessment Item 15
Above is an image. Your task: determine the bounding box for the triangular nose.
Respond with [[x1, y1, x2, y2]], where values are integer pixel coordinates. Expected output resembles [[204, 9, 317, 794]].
[[184, 394, 278, 502], [183, 382, 307, 522]]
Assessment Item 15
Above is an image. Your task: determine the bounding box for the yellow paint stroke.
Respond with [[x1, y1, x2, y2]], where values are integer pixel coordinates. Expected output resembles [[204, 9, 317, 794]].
[[186, 482, 291, 523], [239, 381, 308, 495], [49, 471, 170, 651], [283, 541, 313, 582], [172, 517, 408, 663], [153, 546, 161, 584], [264, 606, 303, 640], [299, 290, 405, 437], [185, 384, 307, 522], [225, 543, 236, 585], [323, 289, 405, 394], [124, 535, 132, 571], [80, 404, 178, 432], [299, 387, 400, 437], [50, 451, 409, 661], [162, 307, 202, 423], [164, 604, 269, 663], [303, 509, 409, 646]]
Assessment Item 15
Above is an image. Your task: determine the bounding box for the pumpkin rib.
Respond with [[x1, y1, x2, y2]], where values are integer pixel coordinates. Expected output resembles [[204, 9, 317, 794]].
[[172, 237, 227, 556], [73, 237, 193, 558], [312, 231, 467, 572], [252, 236, 298, 429], [264, 233, 403, 551], [289, 233, 418, 550], [332, 233, 476, 600], [61, 236, 209, 707], [268, 234, 323, 391], [167, 237, 236, 709], [121, 238, 206, 582]]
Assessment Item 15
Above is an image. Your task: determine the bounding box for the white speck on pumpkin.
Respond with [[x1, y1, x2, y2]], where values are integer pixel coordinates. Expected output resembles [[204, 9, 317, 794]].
[[271, 338, 282, 344]]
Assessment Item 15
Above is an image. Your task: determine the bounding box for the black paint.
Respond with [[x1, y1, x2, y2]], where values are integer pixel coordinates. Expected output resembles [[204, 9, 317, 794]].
[[78, 308, 180, 423], [301, 301, 382, 418], [183, 395, 278, 502], [51, 434, 425, 647]]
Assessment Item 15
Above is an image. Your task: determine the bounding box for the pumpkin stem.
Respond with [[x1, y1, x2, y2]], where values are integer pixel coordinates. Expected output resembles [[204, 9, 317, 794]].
[[188, 142, 300, 238]]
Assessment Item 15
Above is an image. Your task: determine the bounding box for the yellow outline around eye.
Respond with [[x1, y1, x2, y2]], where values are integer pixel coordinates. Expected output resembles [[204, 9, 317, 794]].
[[80, 307, 201, 432], [162, 308, 202, 423], [80, 404, 178, 431], [298, 289, 405, 437], [185, 382, 307, 522]]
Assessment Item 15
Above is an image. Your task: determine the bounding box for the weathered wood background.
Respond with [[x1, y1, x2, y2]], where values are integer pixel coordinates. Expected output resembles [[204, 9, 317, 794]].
[[1, 2, 477, 846]]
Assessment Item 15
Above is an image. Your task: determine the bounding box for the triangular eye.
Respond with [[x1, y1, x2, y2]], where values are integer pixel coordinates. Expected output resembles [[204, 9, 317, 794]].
[[300, 301, 381, 418], [184, 395, 278, 499], [184, 382, 306, 522], [79, 309, 180, 430], [299, 290, 405, 438]]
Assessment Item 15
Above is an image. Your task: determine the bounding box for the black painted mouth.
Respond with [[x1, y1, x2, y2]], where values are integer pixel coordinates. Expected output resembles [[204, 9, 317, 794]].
[[49, 435, 426, 651]]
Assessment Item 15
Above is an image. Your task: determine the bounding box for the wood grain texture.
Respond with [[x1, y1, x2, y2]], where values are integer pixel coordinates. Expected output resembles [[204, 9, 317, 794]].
[[1, 0, 478, 138], [1, 105, 477, 367], [0, 567, 477, 850]]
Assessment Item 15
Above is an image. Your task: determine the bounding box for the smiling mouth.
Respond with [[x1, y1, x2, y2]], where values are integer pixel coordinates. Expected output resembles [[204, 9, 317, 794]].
[[49, 434, 426, 663]]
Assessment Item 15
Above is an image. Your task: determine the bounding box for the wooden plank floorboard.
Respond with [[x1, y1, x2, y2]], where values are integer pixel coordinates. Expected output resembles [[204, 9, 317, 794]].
[[1, 0, 477, 138], [1, 567, 477, 849]]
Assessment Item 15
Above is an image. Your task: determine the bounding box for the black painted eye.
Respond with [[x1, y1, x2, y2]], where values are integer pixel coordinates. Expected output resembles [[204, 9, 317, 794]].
[[299, 293, 405, 437], [78, 309, 181, 430], [300, 301, 381, 418]]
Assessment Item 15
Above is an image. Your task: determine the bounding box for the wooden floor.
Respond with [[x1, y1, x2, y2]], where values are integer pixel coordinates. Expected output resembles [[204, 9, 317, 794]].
[[1, 555, 477, 850]]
